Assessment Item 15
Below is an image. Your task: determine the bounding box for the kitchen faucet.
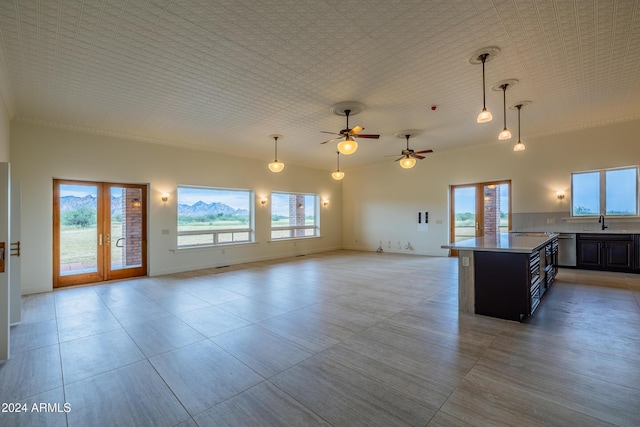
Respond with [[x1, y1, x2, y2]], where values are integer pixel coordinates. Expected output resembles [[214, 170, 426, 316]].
[[598, 215, 608, 231]]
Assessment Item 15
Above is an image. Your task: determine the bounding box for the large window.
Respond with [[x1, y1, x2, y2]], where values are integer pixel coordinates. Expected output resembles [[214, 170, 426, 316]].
[[271, 192, 318, 240], [571, 166, 638, 217], [177, 186, 253, 248]]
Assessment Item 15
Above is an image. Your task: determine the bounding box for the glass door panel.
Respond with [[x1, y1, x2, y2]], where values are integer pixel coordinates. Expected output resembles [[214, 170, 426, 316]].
[[54, 181, 104, 286], [107, 185, 145, 280], [482, 183, 510, 235], [452, 186, 478, 242]]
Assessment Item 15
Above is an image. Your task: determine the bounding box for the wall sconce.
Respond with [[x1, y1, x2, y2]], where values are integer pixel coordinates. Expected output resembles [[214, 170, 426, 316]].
[[161, 193, 169, 203], [322, 199, 329, 207], [132, 198, 141, 208], [297, 203, 304, 209], [260, 197, 268, 206], [556, 191, 565, 200]]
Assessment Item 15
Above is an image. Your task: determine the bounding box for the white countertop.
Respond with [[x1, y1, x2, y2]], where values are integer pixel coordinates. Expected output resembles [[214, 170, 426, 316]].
[[441, 233, 557, 253]]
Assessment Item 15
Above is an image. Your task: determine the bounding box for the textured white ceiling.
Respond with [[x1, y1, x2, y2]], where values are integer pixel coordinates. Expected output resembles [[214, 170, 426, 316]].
[[0, 0, 639, 170]]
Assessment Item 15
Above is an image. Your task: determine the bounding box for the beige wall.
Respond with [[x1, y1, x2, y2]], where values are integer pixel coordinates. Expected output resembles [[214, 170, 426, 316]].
[[342, 119, 640, 256], [0, 99, 9, 161], [10, 122, 343, 294]]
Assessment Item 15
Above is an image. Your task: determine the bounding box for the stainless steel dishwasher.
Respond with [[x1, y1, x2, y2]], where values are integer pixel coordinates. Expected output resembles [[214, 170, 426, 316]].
[[557, 233, 576, 266]]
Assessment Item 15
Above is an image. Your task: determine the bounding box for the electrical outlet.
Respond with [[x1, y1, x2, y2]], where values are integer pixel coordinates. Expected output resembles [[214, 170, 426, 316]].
[[546, 218, 556, 224], [462, 256, 470, 267]]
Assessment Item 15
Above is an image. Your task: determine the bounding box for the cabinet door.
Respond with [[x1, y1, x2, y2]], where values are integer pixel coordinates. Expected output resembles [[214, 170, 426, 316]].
[[577, 239, 602, 267], [604, 239, 633, 270]]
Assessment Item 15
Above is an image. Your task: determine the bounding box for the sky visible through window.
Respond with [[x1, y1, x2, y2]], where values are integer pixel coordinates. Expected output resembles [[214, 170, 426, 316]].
[[178, 187, 249, 210], [572, 167, 637, 216]]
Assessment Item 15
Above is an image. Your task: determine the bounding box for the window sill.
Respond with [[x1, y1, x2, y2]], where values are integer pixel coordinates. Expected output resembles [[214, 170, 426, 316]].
[[267, 236, 323, 244], [171, 241, 259, 253], [563, 216, 640, 223]]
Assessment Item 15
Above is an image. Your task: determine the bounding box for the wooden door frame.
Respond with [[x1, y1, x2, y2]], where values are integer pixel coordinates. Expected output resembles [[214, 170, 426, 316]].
[[449, 180, 512, 256], [53, 180, 147, 287]]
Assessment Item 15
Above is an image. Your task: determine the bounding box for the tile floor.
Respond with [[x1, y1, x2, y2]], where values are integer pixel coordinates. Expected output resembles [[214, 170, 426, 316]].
[[1, 250, 640, 426]]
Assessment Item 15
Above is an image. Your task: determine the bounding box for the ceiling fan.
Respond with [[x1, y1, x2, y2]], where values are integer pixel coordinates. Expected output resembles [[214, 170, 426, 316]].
[[391, 131, 433, 169], [320, 101, 380, 155]]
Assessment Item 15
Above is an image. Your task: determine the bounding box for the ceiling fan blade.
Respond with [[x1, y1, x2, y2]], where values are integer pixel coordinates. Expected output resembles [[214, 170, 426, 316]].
[[412, 154, 426, 159], [349, 126, 364, 135], [320, 137, 343, 144], [413, 149, 433, 154], [355, 134, 380, 139], [394, 157, 403, 162], [320, 130, 343, 136]]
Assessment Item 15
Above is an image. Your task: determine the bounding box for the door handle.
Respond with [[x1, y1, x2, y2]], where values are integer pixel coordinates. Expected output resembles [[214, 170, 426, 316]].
[[99, 234, 103, 245], [106, 234, 111, 245], [115, 238, 125, 248]]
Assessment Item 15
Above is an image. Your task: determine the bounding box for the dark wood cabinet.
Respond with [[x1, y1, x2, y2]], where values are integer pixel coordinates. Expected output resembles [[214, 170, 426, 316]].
[[474, 237, 557, 322], [577, 234, 634, 271]]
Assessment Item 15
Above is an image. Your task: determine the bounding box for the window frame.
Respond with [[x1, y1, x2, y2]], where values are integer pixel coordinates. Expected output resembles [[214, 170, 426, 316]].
[[570, 166, 639, 217], [270, 192, 320, 241], [176, 185, 254, 249]]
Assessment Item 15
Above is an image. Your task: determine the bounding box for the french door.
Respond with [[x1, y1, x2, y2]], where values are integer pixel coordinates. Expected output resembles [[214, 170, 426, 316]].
[[53, 180, 147, 287], [449, 180, 511, 254]]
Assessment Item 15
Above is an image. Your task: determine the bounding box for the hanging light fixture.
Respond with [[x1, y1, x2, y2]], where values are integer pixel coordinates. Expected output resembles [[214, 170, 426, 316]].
[[331, 151, 345, 180], [511, 102, 530, 152], [492, 79, 518, 140], [498, 84, 511, 140], [476, 53, 493, 123], [469, 47, 500, 124], [268, 134, 284, 173]]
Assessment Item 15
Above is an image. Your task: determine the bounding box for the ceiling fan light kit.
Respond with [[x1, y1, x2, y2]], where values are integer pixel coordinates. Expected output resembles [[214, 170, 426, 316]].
[[393, 131, 433, 169], [320, 102, 380, 157]]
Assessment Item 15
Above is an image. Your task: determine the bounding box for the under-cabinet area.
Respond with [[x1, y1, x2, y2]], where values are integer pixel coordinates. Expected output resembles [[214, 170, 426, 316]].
[[442, 234, 558, 322]]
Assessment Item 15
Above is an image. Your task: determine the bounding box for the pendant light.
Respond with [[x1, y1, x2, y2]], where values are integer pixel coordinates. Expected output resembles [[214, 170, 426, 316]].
[[513, 103, 526, 152], [498, 83, 512, 140], [268, 135, 284, 173], [476, 53, 493, 123], [331, 151, 345, 180]]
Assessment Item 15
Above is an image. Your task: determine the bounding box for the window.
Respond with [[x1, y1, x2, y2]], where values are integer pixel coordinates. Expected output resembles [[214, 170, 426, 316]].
[[571, 167, 638, 217], [177, 186, 252, 248], [271, 192, 318, 240]]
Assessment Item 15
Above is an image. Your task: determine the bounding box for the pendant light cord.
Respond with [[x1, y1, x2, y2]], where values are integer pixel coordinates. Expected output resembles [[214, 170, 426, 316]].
[[502, 84, 508, 128], [480, 53, 488, 109], [273, 136, 278, 161]]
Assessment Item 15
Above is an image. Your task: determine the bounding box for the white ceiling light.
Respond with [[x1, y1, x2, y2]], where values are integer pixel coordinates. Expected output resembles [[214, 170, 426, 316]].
[[510, 101, 531, 152], [268, 134, 284, 173], [331, 151, 345, 180], [493, 79, 518, 141]]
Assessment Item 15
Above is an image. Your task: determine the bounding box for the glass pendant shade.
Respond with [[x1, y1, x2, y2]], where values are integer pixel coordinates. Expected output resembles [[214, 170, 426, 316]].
[[337, 137, 358, 155], [268, 161, 284, 173], [399, 156, 417, 169], [498, 128, 512, 140], [513, 141, 525, 151], [476, 108, 492, 124], [268, 135, 284, 172], [332, 170, 345, 180]]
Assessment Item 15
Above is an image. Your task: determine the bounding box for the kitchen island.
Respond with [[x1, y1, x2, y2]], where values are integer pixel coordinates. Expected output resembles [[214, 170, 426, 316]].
[[442, 233, 558, 321]]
